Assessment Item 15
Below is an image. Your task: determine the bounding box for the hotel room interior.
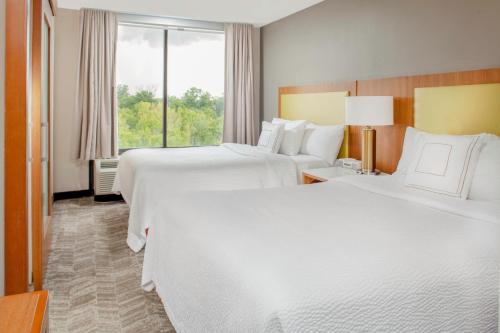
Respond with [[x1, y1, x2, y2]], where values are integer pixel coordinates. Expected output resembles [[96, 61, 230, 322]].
[[1, 0, 500, 331]]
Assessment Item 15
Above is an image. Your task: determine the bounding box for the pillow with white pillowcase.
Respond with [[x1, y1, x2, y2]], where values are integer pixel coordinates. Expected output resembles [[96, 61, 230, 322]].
[[468, 134, 500, 201], [404, 132, 484, 199], [257, 121, 285, 153], [300, 124, 345, 165], [272, 118, 307, 155], [394, 127, 421, 175]]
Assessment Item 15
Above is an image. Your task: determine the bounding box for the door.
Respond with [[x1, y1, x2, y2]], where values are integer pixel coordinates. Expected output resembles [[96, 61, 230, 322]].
[[31, 0, 55, 291]]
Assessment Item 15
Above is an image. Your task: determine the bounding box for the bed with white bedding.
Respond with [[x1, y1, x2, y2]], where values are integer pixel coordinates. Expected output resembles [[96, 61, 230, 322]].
[[142, 175, 500, 333], [113, 143, 329, 252]]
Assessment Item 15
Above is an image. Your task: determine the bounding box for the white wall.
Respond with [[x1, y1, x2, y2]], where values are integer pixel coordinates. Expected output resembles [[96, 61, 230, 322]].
[[0, 0, 6, 296], [53, 8, 89, 193]]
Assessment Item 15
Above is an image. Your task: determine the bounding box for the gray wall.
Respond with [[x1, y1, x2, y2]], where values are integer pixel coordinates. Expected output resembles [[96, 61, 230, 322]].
[[0, 0, 5, 296], [261, 0, 500, 121], [54, 8, 89, 192]]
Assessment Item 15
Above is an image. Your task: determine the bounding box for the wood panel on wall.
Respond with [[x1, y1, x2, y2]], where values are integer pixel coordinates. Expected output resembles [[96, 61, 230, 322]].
[[278, 82, 357, 95], [351, 68, 500, 173]]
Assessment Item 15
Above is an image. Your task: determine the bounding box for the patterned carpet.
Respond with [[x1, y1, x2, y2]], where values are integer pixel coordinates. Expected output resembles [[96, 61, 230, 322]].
[[44, 198, 175, 332]]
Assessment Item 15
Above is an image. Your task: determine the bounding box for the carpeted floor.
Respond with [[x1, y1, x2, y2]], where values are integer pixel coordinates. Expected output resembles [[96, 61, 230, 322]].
[[44, 198, 175, 333]]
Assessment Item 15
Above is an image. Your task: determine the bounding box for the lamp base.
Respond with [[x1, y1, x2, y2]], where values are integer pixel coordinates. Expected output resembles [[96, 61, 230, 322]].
[[361, 127, 375, 174]]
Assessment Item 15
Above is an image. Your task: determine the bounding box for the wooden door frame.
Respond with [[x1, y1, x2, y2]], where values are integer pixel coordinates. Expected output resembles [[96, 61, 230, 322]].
[[5, 0, 56, 294], [5, 0, 29, 295], [31, 0, 43, 291]]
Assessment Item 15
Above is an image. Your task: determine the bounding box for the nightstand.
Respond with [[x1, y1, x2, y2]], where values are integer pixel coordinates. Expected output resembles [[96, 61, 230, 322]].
[[0, 291, 49, 333], [302, 167, 358, 184]]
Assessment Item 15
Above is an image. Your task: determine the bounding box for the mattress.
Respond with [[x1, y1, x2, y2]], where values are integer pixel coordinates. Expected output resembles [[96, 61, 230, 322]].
[[142, 175, 500, 333]]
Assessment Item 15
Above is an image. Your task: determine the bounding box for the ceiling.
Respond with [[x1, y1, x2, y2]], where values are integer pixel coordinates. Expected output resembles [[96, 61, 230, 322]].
[[57, 0, 325, 27]]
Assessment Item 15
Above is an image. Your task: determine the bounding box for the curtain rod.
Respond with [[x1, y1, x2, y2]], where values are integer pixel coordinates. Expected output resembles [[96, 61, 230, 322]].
[[117, 12, 225, 32], [118, 22, 224, 35]]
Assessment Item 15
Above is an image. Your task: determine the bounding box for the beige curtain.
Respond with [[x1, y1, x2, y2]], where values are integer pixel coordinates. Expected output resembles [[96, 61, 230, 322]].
[[223, 24, 260, 145], [77, 9, 118, 160]]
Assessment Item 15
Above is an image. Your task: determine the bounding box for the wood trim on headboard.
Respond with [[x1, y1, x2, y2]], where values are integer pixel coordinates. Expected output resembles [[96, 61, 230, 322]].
[[353, 68, 500, 173], [277, 68, 500, 174], [278, 81, 357, 117]]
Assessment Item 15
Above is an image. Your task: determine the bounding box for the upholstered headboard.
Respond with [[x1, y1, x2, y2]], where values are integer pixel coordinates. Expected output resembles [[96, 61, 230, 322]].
[[414, 83, 500, 136], [279, 84, 355, 158]]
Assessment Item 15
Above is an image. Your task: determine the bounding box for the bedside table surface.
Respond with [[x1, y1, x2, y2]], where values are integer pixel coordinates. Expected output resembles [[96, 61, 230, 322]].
[[303, 167, 358, 181], [0, 291, 48, 333]]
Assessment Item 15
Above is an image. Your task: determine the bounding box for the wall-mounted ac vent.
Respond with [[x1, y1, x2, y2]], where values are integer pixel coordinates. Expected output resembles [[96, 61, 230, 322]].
[[94, 158, 119, 195], [100, 159, 119, 169]]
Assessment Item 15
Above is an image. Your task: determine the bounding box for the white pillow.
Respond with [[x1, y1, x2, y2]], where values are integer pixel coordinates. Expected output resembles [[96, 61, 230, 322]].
[[404, 132, 484, 199], [394, 127, 420, 175], [300, 124, 345, 165], [272, 118, 307, 156], [257, 121, 285, 153], [468, 134, 500, 201]]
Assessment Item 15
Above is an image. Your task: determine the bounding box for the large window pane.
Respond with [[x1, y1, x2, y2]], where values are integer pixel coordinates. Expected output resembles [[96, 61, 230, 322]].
[[117, 25, 164, 149], [167, 30, 224, 147]]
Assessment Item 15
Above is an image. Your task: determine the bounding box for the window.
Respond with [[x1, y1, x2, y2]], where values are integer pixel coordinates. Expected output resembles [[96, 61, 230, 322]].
[[116, 24, 224, 150], [116, 26, 164, 148], [167, 30, 224, 147]]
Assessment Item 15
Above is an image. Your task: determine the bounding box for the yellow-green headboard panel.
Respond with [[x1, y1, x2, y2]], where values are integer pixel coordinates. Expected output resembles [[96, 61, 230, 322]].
[[414, 83, 500, 136], [280, 91, 349, 158]]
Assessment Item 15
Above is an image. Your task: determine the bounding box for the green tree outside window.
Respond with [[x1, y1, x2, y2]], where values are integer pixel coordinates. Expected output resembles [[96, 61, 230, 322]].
[[118, 85, 224, 149]]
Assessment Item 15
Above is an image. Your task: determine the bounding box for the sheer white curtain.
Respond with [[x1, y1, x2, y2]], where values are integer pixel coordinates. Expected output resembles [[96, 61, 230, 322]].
[[223, 24, 260, 145], [76, 9, 118, 160]]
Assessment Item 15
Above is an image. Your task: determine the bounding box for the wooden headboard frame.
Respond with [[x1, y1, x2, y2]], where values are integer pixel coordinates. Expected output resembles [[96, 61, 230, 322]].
[[352, 68, 500, 173], [279, 68, 500, 173], [278, 82, 357, 158]]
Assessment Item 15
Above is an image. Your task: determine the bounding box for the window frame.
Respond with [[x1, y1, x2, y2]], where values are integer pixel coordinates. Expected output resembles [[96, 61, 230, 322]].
[[116, 15, 225, 153]]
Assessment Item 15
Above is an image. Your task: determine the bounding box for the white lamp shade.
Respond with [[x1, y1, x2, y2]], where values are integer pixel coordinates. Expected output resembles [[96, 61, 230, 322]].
[[345, 96, 394, 126]]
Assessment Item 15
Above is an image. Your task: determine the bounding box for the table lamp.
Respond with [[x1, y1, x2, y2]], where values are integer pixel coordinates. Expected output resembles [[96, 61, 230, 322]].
[[345, 96, 394, 174]]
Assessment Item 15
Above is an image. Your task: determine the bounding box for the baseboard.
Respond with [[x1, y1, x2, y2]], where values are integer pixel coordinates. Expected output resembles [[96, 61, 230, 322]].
[[53, 190, 94, 201], [94, 194, 124, 202], [53, 190, 123, 203]]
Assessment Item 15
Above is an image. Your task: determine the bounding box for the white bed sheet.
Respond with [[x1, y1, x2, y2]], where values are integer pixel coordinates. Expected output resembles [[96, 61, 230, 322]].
[[142, 175, 500, 333], [113, 143, 308, 252]]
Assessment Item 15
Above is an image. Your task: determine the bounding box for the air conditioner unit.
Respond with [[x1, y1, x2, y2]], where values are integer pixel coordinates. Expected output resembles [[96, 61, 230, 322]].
[[94, 158, 119, 196]]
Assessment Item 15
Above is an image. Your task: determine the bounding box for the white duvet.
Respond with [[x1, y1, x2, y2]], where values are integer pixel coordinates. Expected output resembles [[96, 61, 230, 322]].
[[142, 175, 500, 333], [113, 144, 308, 252]]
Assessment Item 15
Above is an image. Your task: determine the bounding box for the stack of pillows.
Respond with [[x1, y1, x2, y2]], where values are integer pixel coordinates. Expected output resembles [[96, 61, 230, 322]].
[[257, 119, 345, 165], [395, 127, 500, 201]]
